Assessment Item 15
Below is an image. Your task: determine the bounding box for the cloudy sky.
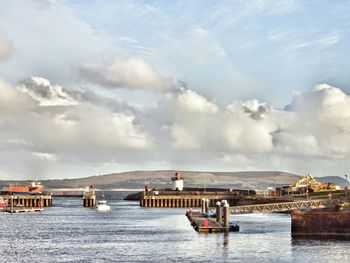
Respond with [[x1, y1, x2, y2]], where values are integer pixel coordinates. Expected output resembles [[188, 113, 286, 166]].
[[0, 0, 350, 179]]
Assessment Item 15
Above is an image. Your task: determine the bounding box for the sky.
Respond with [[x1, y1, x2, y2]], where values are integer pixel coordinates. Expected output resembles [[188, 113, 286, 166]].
[[0, 0, 350, 180]]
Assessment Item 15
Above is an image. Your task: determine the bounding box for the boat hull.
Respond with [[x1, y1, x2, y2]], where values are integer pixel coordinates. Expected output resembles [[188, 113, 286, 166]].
[[292, 204, 350, 238], [97, 206, 111, 212]]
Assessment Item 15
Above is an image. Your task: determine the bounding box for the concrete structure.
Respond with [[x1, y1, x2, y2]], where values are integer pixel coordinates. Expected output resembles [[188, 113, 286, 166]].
[[83, 186, 96, 208]]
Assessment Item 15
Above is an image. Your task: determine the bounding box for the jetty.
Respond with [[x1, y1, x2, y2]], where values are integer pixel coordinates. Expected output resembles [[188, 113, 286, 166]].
[[186, 199, 239, 233], [0, 193, 52, 213], [139, 172, 256, 208]]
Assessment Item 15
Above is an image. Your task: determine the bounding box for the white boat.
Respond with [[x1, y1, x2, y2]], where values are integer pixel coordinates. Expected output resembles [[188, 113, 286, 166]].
[[97, 200, 111, 211]]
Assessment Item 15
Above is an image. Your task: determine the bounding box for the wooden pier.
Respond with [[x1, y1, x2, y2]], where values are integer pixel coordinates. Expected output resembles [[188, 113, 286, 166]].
[[0, 193, 52, 208], [186, 211, 225, 233], [0, 193, 52, 213], [140, 189, 251, 208], [186, 200, 239, 233]]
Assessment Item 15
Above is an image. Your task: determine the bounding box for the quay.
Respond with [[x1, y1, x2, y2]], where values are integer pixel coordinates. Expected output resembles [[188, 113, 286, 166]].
[[0, 193, 52, 213], [140, 172, 255, 208], [140, 189, 253, 208], [0, 180, 53, 213], [0, 193, 52, 208]]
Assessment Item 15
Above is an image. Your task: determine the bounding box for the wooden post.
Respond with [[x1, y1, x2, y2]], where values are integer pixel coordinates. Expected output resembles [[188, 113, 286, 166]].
[[216, 201, 221, 222], [221, 200, 227, 221], [10, 195, 14, 213], [206, 199, 210, 213], [40, 195, 43, 209], [223, 202, 229, 232], [201, 198, 205, 214]]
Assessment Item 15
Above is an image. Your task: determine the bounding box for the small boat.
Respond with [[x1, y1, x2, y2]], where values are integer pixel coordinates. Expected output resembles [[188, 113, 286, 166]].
[[97, 200, 111, 212]]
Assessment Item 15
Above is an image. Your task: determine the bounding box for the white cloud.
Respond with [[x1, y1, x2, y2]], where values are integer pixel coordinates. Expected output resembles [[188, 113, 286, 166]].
[[79, 57, 171, 91], [19, 76, 78, 106], [177, 88, 218, 114], [0, 78, 36, 114], [2, 74, 350, 178], [0, 77, 152, 164], [32, 152, 57, 162]]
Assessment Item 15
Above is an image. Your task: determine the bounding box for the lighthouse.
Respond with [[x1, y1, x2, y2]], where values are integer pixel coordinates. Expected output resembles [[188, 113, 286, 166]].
[[171, 172, 184, 191]]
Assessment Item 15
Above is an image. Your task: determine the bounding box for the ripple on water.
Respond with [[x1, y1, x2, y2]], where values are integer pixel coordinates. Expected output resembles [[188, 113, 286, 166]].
[[0, 193, 349, 262]]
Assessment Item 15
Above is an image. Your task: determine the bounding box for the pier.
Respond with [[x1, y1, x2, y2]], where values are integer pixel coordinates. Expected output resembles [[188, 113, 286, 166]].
[[0, 193, 52, 213], [0, 193, 52, 207], [186, 200, 239, 233], [140, 189, 254, 208]]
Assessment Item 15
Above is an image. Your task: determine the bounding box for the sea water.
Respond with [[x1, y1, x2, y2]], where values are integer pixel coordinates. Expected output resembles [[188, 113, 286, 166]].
[[0, 192, 349, 262]]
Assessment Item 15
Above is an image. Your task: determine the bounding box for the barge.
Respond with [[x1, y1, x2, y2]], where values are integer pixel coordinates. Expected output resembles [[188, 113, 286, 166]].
[[291, 202, 350, 238]]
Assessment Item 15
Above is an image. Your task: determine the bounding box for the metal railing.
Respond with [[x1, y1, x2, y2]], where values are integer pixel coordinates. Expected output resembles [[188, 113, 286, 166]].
[[229, 199, 332, 214]]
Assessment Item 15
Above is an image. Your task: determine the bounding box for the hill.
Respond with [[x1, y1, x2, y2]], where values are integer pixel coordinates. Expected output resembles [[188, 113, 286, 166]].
[[0, 171, 347, 190]]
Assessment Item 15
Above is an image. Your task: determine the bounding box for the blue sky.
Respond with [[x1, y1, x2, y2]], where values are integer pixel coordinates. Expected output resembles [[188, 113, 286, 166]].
[[68, 0, 350, 105], [2, 0, 349, 105], [0, 0, 350, 179]]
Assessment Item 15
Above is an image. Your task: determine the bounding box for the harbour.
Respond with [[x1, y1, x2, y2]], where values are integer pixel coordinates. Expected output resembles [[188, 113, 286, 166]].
[[1, 193, 349, 262]]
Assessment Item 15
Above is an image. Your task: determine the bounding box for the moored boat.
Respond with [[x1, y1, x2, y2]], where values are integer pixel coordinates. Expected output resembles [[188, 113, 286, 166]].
[[292, 202, 350, 238], [3, 180, 44, 194], [97, 200, 111, 212]]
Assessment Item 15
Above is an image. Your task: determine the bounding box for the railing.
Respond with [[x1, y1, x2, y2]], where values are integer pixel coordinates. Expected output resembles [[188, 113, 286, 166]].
[[229, 199, 332, 214]]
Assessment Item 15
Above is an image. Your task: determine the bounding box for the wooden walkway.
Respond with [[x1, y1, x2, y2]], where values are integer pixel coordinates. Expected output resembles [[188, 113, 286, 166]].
[[228, 199, 331, 214], [186, 211, 225, 233]]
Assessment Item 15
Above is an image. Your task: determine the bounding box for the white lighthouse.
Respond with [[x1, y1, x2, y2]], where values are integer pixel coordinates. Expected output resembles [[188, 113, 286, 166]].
[[171, 172, 184, 191]]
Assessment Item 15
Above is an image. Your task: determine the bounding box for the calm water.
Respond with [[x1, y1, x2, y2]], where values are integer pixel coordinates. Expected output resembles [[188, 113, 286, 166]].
[[0, 192, 349, 263]]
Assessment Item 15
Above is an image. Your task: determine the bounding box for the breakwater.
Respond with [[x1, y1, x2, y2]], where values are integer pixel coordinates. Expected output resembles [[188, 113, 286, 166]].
[[138, 188, 255, 208]]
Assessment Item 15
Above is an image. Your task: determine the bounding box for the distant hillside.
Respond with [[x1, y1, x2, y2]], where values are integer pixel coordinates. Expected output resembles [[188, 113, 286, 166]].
[[0, 170, 298, 190], [317, 176, 348, 186], [0, 170, 347, 190]]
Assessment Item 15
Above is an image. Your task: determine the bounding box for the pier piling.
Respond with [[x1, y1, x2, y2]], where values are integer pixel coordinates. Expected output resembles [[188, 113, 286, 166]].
[[205, 198, 209, 214], [201, 198, 205, 213], [223, 202, 229, 232], [10, 195, 14, 213], [216, 201, 221, 222]]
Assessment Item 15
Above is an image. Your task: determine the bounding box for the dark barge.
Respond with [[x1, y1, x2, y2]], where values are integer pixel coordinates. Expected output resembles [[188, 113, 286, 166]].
[[291, 202, 350, 238]]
